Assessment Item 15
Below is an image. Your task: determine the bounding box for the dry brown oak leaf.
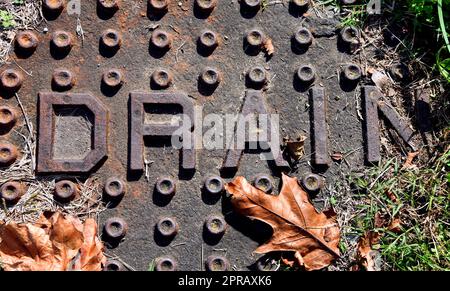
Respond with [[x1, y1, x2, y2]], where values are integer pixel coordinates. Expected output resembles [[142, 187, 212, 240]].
[[356, 231, 381, 271], [0, 211, 105, 271], [225, 173, 340, 271]]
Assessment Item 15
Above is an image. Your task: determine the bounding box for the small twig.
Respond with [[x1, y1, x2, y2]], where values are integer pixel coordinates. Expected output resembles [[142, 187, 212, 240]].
[[169, 25, 180, 34], [175, 40, 186, 63], [15, 93, 35, 172], [76, 18, 85, 46], [12, 58, 32, 76]]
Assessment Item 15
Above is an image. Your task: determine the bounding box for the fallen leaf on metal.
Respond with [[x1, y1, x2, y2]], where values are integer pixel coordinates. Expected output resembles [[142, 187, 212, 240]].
[[225, 173, 340, 271], [263, 38, 275, 56]]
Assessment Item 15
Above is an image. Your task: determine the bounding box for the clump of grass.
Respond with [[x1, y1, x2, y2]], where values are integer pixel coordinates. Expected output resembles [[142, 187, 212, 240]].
[[316, 0, 372, 28], [394, 0, 450, 82], [0, 10, 15, 29], [349, 143, 450, 270], [437, 0, 450, 81]]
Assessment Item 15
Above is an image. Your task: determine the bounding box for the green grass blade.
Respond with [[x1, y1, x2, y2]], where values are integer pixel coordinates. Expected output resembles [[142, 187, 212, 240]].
[[438, 0, 450, 53]]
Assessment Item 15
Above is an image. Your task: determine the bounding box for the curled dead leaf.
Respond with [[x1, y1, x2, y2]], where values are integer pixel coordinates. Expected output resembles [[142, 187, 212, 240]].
[[402, 151, 420, 170], [263, 38, 275, 56], [331, 152, 344, 162], [371, 70, 392, 93], [388, 218, 402, 234], [225, 173, 340, 271], [374, 212, 388, 228], [385, 190, 399, 203], [281, 256, 295, 268], [0, 212, 105, 271], [367, 67, 377, 75], [285, 135, 307, 160], [356, 231, 381, 271]]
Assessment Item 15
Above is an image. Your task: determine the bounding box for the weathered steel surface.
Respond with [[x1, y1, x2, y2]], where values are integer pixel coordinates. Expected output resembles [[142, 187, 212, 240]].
[[0, 1, 388, 270]]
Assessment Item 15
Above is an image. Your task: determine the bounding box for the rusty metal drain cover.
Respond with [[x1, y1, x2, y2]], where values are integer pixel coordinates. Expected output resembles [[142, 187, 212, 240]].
[[0, 0, 419, 271]]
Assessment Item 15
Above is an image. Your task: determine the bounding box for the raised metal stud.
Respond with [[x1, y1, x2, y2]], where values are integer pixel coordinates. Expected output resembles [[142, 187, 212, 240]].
[[155, 176, 176, 196], [0, 106, 17, 130], [0, 69, 23, 93], [245, 29, 265, 48], [301, 173, 324, 193], [43, 0, 65, 12], [242, 0, 261, 9], [101, 29, 122, 50], [199, 30, 218, 49], [341, 0, 357, 4], [104, 260, 126, 271], [104, 217, 128, 239], [205, 255, 229, 271], [15, 31, 39, 53], [102, 69, 124, 88], [104, 177, 126, 198], [342, 64, 362, 82], [0, 181, 25, 204], [195, 0, 217, 11], [151, 69, 173, 89], [247, 66, 267, 86], [52, 68, 75, 90], [0, 143, 18, 167], [155, 256, 178, 271], [156, 217, 179, 238], [54, 180, 78, 201], [203, 175, 224, 195], [256, 257, 279, 271], [151, 29, 172, 50], [291, 0, 309, 8], [294, 27, 313, 47], [200, 67, 221, 87], [297, 65, 316, 83], [253, 174, 273, 193], [204, 214, 227, 236], [390, 64, 409, 82], [98, 0, 120, 10], [52, 30, 73, 51], [148, 0, 169, 11], [340, 26, 360, 51]]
